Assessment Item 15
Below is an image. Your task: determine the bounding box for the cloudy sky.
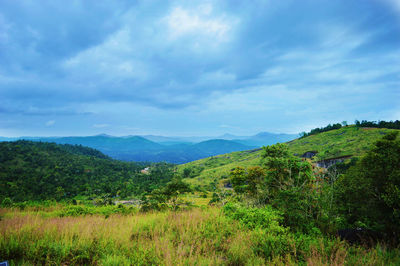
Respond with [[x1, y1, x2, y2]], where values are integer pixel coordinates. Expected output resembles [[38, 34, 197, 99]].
[[0, 0, 399, 137]]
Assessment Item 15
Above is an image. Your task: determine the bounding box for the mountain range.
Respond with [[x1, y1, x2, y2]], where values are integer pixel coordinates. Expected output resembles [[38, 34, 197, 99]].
[[0, 132, 297, 164]]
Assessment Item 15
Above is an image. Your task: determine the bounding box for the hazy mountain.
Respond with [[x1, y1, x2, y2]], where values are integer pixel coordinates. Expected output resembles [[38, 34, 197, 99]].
[[234, 132, 298, 147], [216, 133, 246, 140], [140, 135, 212, 144], [0, 131, 296, 163], [105, 139, 255, 163], [37, 135, 163, 152], [192, 139, 254, 156]]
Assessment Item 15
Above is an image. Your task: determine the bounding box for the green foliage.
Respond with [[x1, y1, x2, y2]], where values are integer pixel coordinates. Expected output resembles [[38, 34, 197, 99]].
[[58, 204, 137, 217], [261, 144, 318, 232], [229, 166, 247, 194], [140, 178, 192, 211], [289, 125, 399, 160], [1, 206, 400, 265], [355, 119, 400, 129], [0, 141, 175, 202], [162, 178, 192, 198], [336, 131, 400, 239], [1, 197, 13, 207], [228, 143, 320, 233], [223, 203, 286, 233], [262, 143, 313, 194]]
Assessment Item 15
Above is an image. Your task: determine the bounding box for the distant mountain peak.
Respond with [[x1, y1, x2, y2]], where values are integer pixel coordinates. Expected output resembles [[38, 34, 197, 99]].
[[95, 133, 113, 137], [219, 133, 237, 138]]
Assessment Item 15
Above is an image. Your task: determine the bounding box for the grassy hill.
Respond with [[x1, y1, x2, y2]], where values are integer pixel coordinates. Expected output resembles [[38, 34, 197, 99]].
[[178, 125, 400, 188]]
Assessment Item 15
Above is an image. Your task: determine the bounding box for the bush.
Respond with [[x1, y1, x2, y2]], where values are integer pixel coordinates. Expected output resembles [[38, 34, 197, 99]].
[[1, 197, 13, 207], [223, 203, 286, 234]]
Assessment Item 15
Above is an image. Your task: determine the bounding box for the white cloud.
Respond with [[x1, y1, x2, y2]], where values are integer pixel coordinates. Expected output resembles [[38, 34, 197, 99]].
[[93, 124, 110, 128], [63, 27, 150, 83], [164, 5, 235, 43], [385, 0, 400, 13], [45, 120, 55, 126]]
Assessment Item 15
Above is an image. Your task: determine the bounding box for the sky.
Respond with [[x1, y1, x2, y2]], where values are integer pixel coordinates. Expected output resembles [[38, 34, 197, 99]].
[[0, 0, 399, 137]]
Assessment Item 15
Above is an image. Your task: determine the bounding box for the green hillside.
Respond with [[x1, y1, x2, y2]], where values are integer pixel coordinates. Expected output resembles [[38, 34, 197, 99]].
[[178, 125, 400, 188], [0, 141, 175, 202]]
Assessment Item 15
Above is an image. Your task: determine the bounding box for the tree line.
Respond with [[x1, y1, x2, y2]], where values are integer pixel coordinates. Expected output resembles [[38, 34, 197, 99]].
[[355, 119, 400, 129], [301, 120, 400, 138]]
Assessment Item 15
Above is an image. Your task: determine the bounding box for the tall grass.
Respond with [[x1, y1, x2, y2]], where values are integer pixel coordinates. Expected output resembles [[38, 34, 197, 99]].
[[1, 207, 399, 265]]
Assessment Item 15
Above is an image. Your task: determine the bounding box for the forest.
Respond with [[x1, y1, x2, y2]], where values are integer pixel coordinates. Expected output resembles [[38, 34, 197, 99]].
[[0, 141, 175, 202]]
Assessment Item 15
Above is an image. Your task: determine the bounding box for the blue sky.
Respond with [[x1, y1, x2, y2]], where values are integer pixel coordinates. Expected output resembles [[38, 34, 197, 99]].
[[0, 0, 399, 137]]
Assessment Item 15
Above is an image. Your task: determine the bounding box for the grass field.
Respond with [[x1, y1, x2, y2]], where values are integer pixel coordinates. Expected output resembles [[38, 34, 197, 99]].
[[178, 126, 400, 189], [1, 206, 399, 265]]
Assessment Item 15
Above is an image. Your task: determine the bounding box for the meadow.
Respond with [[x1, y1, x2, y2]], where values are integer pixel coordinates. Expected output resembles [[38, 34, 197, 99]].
[[1, 204, 400, 265]]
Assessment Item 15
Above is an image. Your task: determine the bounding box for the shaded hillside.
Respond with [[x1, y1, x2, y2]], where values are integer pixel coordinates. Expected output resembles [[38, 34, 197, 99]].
[[178, 126, 400, 188], [0, 131, 296, 163], [192, 139, 254, 156], [0, 141, 175, 201], [38, 135, 164, 153], [234, 132, 297, 147], [23, 136, 254, 164]]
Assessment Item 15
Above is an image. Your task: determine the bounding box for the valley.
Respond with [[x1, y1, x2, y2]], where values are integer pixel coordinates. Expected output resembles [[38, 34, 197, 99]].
[[1, 122, 400, 265]]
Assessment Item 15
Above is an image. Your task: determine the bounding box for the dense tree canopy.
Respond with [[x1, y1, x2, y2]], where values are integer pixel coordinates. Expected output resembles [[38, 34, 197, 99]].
[[0, 141, 175, 202], [336, 131, 400, 239]]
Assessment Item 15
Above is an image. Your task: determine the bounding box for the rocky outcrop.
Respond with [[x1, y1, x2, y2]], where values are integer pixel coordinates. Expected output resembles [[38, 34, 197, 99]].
[[301, 151, 318, 158], [316, 155, 352, 168]]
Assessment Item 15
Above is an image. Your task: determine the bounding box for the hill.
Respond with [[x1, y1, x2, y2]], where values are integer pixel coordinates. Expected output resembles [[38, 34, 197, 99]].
[[192, 139, 254, 156], [8, 136, 256, 164], [37, 135, 164, 153], [0, 141, 175, 202], [0, 132, 296, 164], [178, 126, 400, 189], [234, 132, 297, 147]]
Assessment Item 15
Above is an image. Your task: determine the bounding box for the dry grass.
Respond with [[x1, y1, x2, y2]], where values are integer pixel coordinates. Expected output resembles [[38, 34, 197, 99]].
[[1, 207, 398, 265], [1, 207, 256, 265]]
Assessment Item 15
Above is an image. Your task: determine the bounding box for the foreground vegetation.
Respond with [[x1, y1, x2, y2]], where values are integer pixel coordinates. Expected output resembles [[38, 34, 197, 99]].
[[1, 206, 399, 265]]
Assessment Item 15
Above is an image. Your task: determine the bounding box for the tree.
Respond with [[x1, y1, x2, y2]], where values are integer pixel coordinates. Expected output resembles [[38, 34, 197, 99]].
[[261, 143, 313, 196], [229, 143, 318, 232], [142, 178, 192, 211], [261, 144, 317, 232], [182, 167, 192, 178], [336, 131, 400, 240], [229, 167, 247, 194], [229, 166, 265, 204]]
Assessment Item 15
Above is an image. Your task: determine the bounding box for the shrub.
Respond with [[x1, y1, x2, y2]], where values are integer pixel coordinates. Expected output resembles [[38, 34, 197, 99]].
[[223, 203, 286, 234], [1, 197, 13, 207]]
